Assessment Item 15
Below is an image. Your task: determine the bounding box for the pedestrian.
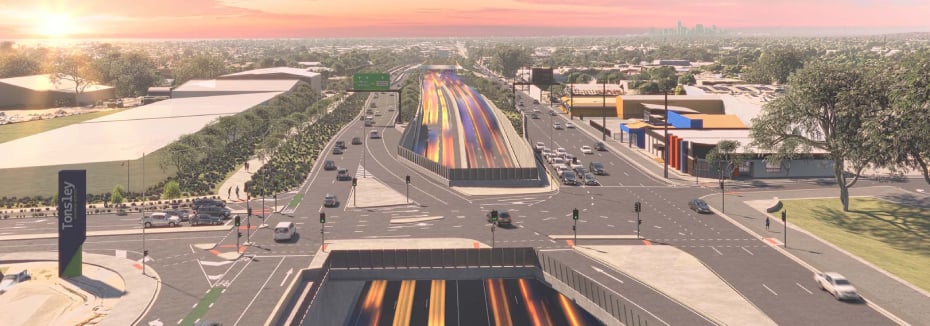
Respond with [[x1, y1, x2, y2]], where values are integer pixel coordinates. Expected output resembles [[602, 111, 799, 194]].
[[227, 186, 232, 199], [235, 185, 240, 200], [245, 162, 250, 172], [765, 216, 770, 231]]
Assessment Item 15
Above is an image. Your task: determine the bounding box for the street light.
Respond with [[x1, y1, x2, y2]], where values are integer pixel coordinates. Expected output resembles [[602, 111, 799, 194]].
[[140, 152, 147, 275]]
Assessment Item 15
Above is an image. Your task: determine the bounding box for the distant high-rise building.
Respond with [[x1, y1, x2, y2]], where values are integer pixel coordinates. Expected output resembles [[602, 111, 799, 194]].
[[677, 20, 683, 35], [695, 24, 704, 34]]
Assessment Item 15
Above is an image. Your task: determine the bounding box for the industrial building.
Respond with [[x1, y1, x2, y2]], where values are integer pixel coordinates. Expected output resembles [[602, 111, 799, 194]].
[[218, 67, 323, 93], [171, 79, 302, 98], [0, 74, 114, 109]]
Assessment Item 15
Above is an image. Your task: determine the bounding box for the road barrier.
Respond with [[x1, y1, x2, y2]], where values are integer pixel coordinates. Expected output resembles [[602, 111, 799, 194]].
[[397, 145, 540, 185]]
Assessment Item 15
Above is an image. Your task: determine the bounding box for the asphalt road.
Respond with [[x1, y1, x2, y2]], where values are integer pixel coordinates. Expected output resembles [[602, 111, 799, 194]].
[[0, 80, 921, 325]]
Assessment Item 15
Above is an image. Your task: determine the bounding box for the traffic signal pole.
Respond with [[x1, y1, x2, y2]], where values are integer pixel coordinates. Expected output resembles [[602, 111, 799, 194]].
[[782, 210, 787, 248], [320, 212, 326, 252], [572, 208, 579, 245]]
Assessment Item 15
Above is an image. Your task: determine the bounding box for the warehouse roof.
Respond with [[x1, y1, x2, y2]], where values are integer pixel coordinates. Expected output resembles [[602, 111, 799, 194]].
[[0, 74, 113, 93]]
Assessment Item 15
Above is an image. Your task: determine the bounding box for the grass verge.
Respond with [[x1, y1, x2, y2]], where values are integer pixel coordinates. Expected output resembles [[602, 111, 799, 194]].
[[0, 109, 126, 144], [778, 197, 930, 292]]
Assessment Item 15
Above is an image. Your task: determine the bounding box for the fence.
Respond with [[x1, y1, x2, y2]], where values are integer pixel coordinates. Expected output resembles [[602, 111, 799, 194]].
[[396, 145, 540, 184], [589, 120, 614, 138], [328, 247, 540, 269], [538, 252, 669, 326]]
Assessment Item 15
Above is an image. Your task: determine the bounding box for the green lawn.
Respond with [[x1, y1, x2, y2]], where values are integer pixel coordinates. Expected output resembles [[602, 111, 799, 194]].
[[778, 197, 930, 292], [0, 109, 126, 144]]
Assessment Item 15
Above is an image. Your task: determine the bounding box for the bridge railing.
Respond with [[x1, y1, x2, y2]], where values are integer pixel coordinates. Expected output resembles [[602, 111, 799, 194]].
[[328, 247, 540, 269]]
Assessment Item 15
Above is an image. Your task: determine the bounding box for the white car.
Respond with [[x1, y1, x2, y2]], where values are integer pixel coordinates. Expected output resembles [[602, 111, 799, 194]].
[[553, 123, 563, 130], [814, 272, 860, 301], [143, 212, 181, 228], [580, 145, 594, 154], [556, 147, 567, 155], [535, 142, 545, 151], [0, 270, 30, 294], [566, 122, 576, 129]]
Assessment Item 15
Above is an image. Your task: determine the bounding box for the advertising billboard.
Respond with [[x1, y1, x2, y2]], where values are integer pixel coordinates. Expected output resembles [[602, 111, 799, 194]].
[[58, 170, 87, 278]]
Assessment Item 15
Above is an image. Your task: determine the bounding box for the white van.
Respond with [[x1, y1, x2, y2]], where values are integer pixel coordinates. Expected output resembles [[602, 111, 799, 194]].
[[273, 221, 297, 242]]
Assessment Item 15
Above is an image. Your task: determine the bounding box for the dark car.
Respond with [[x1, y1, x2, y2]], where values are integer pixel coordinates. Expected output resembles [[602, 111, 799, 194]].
[[589, 162, 607, 175], [531, 113, 540, 119], [192, 198, 225, 209], [323, 160, 337, 171], [594, 142, 607, 151], [323, 193, 339, 207], [583, 173, 599, 186], [335, 140, 347, 149], [336, 168, 352, 181], [196, 205, 231, 218], [333, 147, 344, 155], [486, 210, 512, 226], [191, 214, 223, 226], [164, 209, 191, 222], [562, 172, 578, 185], [689, 199, 712, 214], [351, 137, 363, 145]]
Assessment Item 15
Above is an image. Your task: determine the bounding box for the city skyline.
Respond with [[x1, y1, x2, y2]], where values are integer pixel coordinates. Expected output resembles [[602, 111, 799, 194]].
[[1, 1, 929, 39]]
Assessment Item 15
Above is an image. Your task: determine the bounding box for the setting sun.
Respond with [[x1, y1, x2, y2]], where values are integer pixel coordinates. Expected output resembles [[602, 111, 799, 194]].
[[34, 13, 78, 38]]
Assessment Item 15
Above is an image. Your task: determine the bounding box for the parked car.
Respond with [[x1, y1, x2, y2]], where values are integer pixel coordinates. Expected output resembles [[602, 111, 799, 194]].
[[191, 214, 223, 226], [335, 140, 347, 149], [323, 160, 337, 171], [332, 146, 344, 154], [196, 205, 231, 218], [143, 212, 181, 228], [164, 209, 191, 222], [688, 199, 712, 214], [336, 168, 352, 181], [589, 162, 607, 175], [352, 137, 363, 145], [594, 142, 607, 151], [814, 272, 861, 301], [580, 145, 594, 154], [583, 173, 599, 186], [0, 270, 30, 294], [323, 194, 339, 207], [486, 210, 512, 226]]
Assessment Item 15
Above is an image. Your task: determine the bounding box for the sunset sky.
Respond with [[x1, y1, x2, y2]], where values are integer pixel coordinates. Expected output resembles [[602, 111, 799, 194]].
[[1, 0, 929, 39]]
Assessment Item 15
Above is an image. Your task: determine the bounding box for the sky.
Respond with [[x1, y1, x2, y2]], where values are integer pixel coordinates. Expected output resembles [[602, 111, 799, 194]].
[[1, 0, 929, 39]]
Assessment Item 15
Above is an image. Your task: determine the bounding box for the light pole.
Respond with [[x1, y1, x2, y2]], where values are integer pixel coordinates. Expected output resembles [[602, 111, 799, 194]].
[[602, 74, 607, 141], [664, 89, 669, 179], [141, 152, 147, 275]]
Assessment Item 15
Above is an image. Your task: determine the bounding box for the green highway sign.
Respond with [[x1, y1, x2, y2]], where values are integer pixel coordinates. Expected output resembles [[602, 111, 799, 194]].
[[353, 73, 391, 91]]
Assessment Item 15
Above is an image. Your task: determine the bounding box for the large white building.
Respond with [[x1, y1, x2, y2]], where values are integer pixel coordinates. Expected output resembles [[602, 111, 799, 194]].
[[217, 67, 323, 93], [0, 74, 114, 108]]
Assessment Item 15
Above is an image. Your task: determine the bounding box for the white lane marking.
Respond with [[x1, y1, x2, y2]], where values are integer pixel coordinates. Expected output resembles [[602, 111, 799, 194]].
[[573, 270, 671, 326], [710, 246, 723, 255], [200, 260, 234, 267], [796, 282, 813, 294], [538, 248, 573, 252], [234, 257, 286, 326], [741, 247, 754, 255], [763, 283, 778, 296], [592, 266, 624, 284]]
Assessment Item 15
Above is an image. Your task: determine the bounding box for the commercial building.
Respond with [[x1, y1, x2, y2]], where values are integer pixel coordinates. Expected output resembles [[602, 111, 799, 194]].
[[0, 74, 114, 109], [218, 67, 323, 93], [171, 79, 302, 98]]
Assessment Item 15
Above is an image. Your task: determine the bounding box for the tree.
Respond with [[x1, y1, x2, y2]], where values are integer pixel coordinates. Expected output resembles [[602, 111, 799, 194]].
[[0, 53, 41, 78], [162, 181, 181, 199], [750, 60, 880, 211], [111, 185, 125, 205], [489, 45, 532, 78], [49, 52, 99, 105], [862, 50, 930, 184], [744, 47, 807, 84], [706, 140, 747, 180], [172, 55, 227, 85], [678, 73, 696, 86], [95, 51, 160, 97]]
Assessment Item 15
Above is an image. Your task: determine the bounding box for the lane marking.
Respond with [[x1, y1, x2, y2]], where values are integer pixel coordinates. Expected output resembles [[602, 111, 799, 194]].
[[234, 257, 286, 326], [741, 247, 754, 255], [796, 282, 813, 294], [592, 266, 624, 284], [710, 246, 723, 255], [762, 283, 778, 296]]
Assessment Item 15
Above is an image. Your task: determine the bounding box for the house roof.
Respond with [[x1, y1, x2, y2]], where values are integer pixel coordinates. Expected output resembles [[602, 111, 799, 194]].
[[682, 114, 747, 128], [0, 74, 113, 93]]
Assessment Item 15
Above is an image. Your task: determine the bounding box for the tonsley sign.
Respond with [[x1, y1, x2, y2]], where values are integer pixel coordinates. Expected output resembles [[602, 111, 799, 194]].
[[58, 170, 87, 277]]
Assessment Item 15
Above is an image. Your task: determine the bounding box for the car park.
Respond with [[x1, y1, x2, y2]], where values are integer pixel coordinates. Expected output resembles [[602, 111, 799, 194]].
[[196, 205, 231, 218], [323, 193, 339, 207], [164, 209, 191, 222], [814, 272, 860, 301], [336, 168, 352, 181], [274, 222, 297, 242], [332, 146, 344, 154], [0, 270, 30, 294], [352, 137, 363, 145], [594, 142, 607, 151], [143, 212, 181, 228], [580, 145, 593, 154], [191, 214, 223, 226], [589, 162, 606, 175], [688, 199, 712, 214], [486, 210, 512, 226], [323, 160, 337, 171]]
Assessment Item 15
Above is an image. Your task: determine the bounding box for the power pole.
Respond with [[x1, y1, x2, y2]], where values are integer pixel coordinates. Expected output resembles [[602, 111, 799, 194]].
[[635, 201, 642, 239]]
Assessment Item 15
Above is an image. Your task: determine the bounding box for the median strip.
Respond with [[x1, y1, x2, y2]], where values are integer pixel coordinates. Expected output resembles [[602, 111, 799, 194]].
[[0, 224, 232, 241], [547, 234, 639, 240]]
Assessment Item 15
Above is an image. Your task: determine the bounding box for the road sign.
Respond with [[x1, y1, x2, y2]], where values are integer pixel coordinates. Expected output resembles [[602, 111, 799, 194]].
[[353, 73, 391, 91]]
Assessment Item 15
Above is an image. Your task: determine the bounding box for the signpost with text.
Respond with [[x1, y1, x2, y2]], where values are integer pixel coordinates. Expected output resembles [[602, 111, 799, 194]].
[[58, 170, 87, 278], [352, 73, 391, 91]]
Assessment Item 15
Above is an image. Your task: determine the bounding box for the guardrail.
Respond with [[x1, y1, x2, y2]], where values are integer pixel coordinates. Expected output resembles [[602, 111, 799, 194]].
[[329, 247, 540, 269], [396, 145, 540, 184], [538, 252, 667, 326]]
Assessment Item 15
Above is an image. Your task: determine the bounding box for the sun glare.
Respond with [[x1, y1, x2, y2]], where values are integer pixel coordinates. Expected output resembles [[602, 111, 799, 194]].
[[34, 13, 78, 38]]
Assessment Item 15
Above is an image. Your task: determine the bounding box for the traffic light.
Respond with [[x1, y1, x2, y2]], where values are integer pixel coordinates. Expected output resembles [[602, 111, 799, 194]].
[[572, 208, 579, 220], [234, 215, 241, 227], [490, 210, 498, 222], [352, 177, 357, 187], [781, 210, 786, 222], [143, 250, 149, 257], [720, 180, 725, 190], [405, 175, 411, 184], [634, 201, 642, 212], [320, 212, 326, 224], [237, 232, 242, 238]]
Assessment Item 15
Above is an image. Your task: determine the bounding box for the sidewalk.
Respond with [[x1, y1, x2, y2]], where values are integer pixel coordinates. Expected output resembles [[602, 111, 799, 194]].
[[706, 186, 929, 325], [0, 251, 159, 326], [218, 157, 265, 203]]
